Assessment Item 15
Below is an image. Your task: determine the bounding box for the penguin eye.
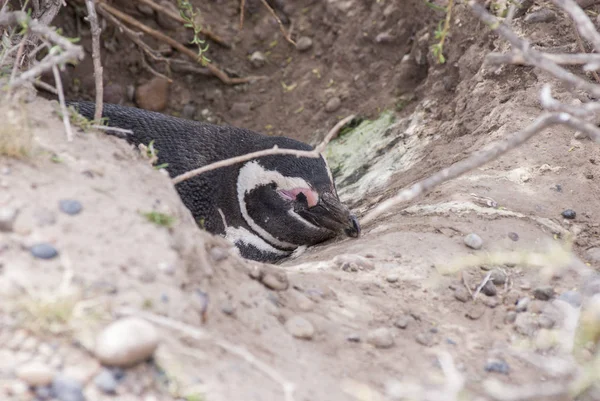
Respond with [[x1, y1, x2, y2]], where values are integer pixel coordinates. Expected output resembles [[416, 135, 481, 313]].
[[278, 188, 319, 207]]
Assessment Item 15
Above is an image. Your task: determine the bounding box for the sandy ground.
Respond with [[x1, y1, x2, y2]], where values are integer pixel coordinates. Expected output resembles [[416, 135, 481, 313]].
[[2, 0, 600, 400]]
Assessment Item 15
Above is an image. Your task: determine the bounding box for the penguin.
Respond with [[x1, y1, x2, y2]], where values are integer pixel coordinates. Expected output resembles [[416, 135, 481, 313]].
[[67, 101, 360, 262]]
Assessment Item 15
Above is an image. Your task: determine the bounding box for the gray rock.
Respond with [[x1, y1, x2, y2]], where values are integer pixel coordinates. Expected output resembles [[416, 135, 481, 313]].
[[367, 328, 395, 348], [0, 207, 17, 232], [346, 333, 361, 342], [586, 247, 600, 264], [393, 315, 410, 329], [533, 286, 555, 301], [415, 332, 435, 347], [561, 209, 576, 219], [94, 317, 160, 367], [465, 305, 486, 320], [514, 313, 539, 336], [504, 311, 517, 324], [296, 36, 313, 52], [538, 314, 555, 329], [15, 361, 55, 386], [464, 233, 483, 250], [94, 369, 118, 394], [558, 290, 583, 307], [249, 51, 267, 68], [481, 280, 497, 297], [59, 199, 82, 216], [325, 97, 342, 113], [516, 297, 530, 312], [453, 287, 470, 303], [385, 273, 399, 283], [30, 243, 59, 260], [490, 269, 507, 285], [284, 315, 314, 340], [51, 375, 85, 401], [375, 31, 394, 43], [524, 8, 556, 24], [230, 102, 252, 118], [485, 359, 510, 374], [482, 296, 499, 308], [508, 232, 519, 241]]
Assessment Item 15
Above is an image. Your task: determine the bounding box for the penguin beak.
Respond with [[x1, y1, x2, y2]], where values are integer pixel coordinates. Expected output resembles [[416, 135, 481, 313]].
[[299, 192, 361, 238]]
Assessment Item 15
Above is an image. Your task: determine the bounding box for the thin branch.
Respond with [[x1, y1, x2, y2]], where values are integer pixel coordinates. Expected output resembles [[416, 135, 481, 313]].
[[96, 0, 257, 85], [0, 11, 85, 88], [85, 0, 104, 121], [486, 51, 600, 67], [569, 15, 600, 83], [9, 33, 28, 85], [552, 0, 600, 54], [131, 0, 230, 48], [472, 272, 492, 301], [172, 115, 355, 184], [118, 308, 296, 401], [53, 64, 74, 142], [33, 79, 58, 94], [260, 0, 295, 46], [239, 0, 246, 29]]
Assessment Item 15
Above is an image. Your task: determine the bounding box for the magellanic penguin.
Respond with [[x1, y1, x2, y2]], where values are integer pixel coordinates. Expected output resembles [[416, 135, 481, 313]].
[[68, 101, 360, 262]]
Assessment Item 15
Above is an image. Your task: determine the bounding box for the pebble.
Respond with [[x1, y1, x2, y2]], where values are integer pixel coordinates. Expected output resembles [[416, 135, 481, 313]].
[[346, 333, 361, 342], [558, 290, 583, 307], [504, 311, 517, 324], [485, 359, 510, 374], [524, 8, 556, 24], [324, 97, 342, 113], [15, 361, 55, 386], [393, 315, 410, 329], [538, 315, 555, 329], [385, 273, 399, 283], [30, 243, 59, 260], [516, 297, 530, 312], [375, 31, 394, 44], [453, 287, 470, 303], [533, 286, 554, 301], [0, 207, 18, 232], [415, 332, 435, 347], [296, 36, 313, 52], [465, 305, 486, 320], [284, 315, 314, 340], [490, 269, 507, 285], [508, 232, 519, 241], [94, 369, 118, 394], [482, 297, 499, 308], [249, 51, 267, 68], [59, 199, 82, 216], [585, 247, 600, 263], [561, 209, 576, 219], [221, 302, 235, 316], [230, 102, 252, 118], [366, 328, 395, 348], [514, 313, 538, 336], [481, 280, 497, 297], [94, 317, 160, 367], [135, 77, 170, 112], [464, 233, 483, 250], [261, 271, 289, 291], [51, 375, 85, 401]]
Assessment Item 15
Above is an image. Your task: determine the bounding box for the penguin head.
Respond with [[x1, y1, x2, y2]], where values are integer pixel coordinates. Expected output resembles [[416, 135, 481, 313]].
[[235, 142, 360, 252]]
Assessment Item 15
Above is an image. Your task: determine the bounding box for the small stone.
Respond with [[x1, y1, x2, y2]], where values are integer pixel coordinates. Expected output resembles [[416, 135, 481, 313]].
[[94, 369, 118, 394], [230, 102, 251, 118], [296, 36, 313, 52], [538, 315, 555, 329], [375, 31, 394, 43], [516, 297, 530, 312], [284, 315, 314, 340], [465, 305, 486, 320], [393, 316, 410, 329], [367, 328, 395, 348], [221, 302, 235, 316], [585, 247, 600, 263], [575, 131, 587, 140], [504, 311, 517, 324], [0, 207, 18, 232], [135, 77, 170, 112], [558, 290, 583, 307], [524, 8, 556, 24], [482, 297, 499, 308], [261, 271, 289, 291], [324, 97, 342, 113], [51, 375, 85, 401], [386, 273, 399, 283], [481, 280, 497, 297], [490, 269, 507, 285], [508, 232, 519, 241], [346, 333, 361, 342], [136, 3, 154, 16], [249, 51, 267, 68], [209, 247, 229, 262], [182, 103, 196, 120], [561, 209, 576, 219], [415, 332, 435, 347], [59, 199, 82, 215], [94, 317, 160, 367], [453, 288, 470, 303], [485, 359, 510, 374], [464, 233, 483, 250], [15, 361, 55, 386], [514, 313, 539, 336], [533, 286, 555, 301], [30, 243, 59, 260]]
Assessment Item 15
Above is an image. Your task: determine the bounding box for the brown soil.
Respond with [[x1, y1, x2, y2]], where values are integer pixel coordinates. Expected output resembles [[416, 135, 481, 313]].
[[3, 1, 600, 400]]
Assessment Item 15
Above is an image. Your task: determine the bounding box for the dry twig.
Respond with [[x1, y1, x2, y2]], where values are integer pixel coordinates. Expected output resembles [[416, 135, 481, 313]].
[[119, 308, 296, 401], [260, 0, 295, 46], [172, 115, 356, 184], [84, 0, 103, 121], [472, 271, 492, 300], [52, 64, 74, 142], [239, 0, 246, 29]]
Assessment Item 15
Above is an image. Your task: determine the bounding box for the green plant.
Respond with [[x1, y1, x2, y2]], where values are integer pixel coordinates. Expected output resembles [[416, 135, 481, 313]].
[[141, 211, 176, 228], [177, 0, 210, 65], [429, 0, 454, 64]]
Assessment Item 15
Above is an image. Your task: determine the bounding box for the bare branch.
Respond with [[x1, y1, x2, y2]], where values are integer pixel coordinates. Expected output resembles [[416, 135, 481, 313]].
[[486, 51, 600, 67], [53, 64, 74, 142], [260, 0, 295, 46], [552, 0, 600, 54], [85, 0, 104, 121], [172, 115, 356, 184]]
